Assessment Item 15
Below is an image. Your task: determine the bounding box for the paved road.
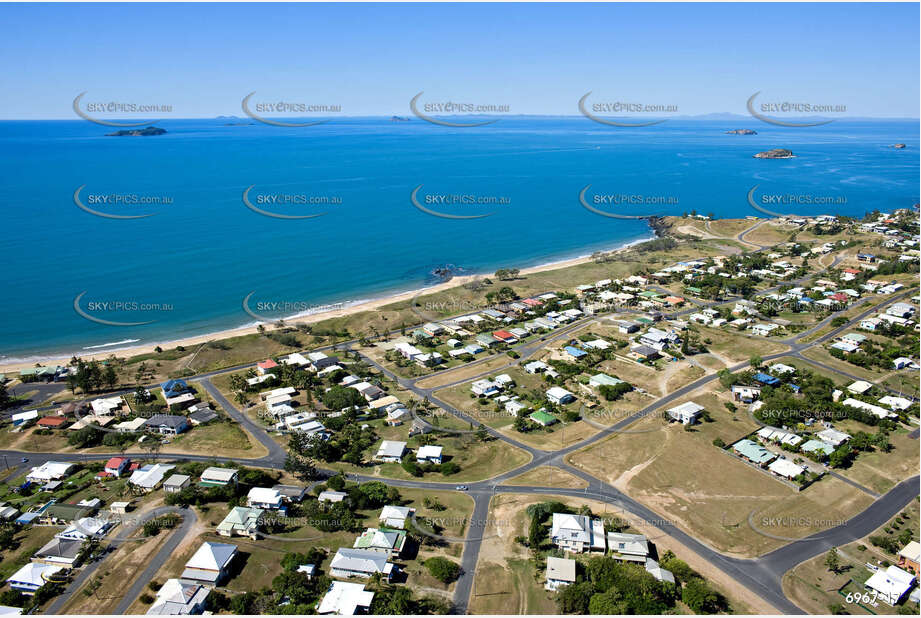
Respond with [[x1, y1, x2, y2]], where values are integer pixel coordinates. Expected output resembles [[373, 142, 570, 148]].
[[3, 240, 917, 614], [45, 506, 196, 615]]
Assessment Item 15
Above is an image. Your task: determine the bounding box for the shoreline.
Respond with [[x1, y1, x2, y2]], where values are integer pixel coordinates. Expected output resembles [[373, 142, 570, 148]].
[[0, 233, 658, 374]]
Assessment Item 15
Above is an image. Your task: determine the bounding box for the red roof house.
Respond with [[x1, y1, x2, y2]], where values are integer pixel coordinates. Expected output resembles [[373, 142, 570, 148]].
[[492, 330, 518, 343], [105, 457, 131, 477], [37, 416, 67, 428], [257, 359, 278, 374]]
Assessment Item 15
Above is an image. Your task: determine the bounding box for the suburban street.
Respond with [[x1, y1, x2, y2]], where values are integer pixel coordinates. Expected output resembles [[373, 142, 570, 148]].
[[2, 244, 917, 615]]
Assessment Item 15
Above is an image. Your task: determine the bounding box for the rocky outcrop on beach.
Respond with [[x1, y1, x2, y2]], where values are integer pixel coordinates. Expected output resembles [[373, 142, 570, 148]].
[[753, 148, 795, 159], [725, 129, 757, 135], [105, 126, 167, 136]]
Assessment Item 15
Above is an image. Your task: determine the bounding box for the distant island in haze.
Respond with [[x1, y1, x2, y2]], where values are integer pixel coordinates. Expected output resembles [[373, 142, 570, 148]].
[[725, 129, 757, 135], [105, 126, 167, 137]]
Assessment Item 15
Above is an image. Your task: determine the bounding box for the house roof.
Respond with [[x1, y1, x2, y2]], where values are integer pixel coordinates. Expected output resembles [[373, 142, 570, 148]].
[[37, 416, 67, 427], [732, 439, 775, 464], [147, 579, 209, 615], [6, 563, 65, 587], [317, 581, 374, 615], [330, 548, 393, 575], [201, 467, 238, 482], [185, 541, 237, 572], [376, 440, 406, 458], [353, 527, 405, 551], [105, 457, 129, 469], [546, 557, 576, 582]]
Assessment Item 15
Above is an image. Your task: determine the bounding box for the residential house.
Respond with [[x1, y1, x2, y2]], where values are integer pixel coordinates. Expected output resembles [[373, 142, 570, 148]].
[[200, 467, 239, 487], [247, 487, 284, 510], [181, 542, 237, 585], [160, 379, 191, 399], [104, 457, 131, 478], [256, 359, 278, 375], [550, 513, 606, 553], [317, 581, 374, 615], [318, 490, 347, 503], [352, 527, 407, 557], [732, 439, 776, 467], [6, 563, 65, 595], [32, 537, 83, 566], [216, 506, 263, 539], [129, 464, 175, 492], [666, 402, 704, 425], [864, 565, 915, 605], [530, 410, 558, 426], [606, 533, 650, 563], [163, 474, 191, 494], [630, 344, 660, 361], [546, 387, 575, 405], [588, 374, 625, 389], [146, 579, 210, 615], [26, 462, 74, 483], [545, 557, 576, 591], [379, 506, 415, 529], [768, 458, 805, 480], [143, 414, 190, 435], [731, 385, 762, 404], [897, 541, 920, 579], [416, 445, 443, 464], [273, 484, 307, 503], [816, 428, 851, 447], [374, 441, 406, 463], [329, 548, 396, 580]]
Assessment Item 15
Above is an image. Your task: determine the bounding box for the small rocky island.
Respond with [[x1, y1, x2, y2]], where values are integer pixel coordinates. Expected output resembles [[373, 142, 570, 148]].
[[105, 126, 167, 137], [892, 143, 907, 149], [754, 148, 795, 159], [391, 116, 410, 122], [726, 129, 757, 135]]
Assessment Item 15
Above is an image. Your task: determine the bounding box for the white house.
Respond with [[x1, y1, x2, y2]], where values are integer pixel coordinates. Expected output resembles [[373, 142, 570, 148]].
[[666, 401, 704, 425], [375, 440, 407, 463], [864, 565, 915, 605], [146, 579, 210, 615], [317, 581, 375, 615], [6, 563, 65, 594], [26, 462, 74, 483], [379, 505, 415, 529], [545, 557, 576, 591], [247, 487, 284, 510], [329, 548, 396, 580], [550, 513, 606, 553], [416, 445, 443, 464], [768, 458, 805, 480], [546, 387, 575, 405]]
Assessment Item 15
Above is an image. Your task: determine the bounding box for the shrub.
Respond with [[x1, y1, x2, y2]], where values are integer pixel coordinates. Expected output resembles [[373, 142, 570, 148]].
[[425, 557, 461, 583]]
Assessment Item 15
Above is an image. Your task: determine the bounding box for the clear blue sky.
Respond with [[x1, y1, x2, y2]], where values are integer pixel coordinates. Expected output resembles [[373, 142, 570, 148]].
[[1, 2, 917, 119]]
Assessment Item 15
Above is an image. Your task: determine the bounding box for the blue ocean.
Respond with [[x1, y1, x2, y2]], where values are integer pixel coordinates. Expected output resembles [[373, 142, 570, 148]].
[[0, 117, 917, 361]]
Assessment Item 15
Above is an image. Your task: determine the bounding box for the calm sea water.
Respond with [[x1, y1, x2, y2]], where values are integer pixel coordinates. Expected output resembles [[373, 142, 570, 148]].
[[0, 117, 917, 360]]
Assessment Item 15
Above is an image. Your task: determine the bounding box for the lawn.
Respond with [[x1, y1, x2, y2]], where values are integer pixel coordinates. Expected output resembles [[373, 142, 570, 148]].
[[500, 466, 588, 489], [782, 500, 920, 615], [163, 419, 265, 459]]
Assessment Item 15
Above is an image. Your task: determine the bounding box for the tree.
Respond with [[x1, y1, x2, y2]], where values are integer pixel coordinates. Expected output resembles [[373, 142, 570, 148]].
[[824, 548, 841, 574], [682, 578, 725, 613], [556, 581, 593, 614], [284, 452, 317, 482], [424, 557, 461, 583], [749, 355, 762, 369]]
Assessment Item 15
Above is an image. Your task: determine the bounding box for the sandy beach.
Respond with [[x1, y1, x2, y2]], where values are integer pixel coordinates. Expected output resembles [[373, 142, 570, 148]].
[[0, 237, 654, 375]]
